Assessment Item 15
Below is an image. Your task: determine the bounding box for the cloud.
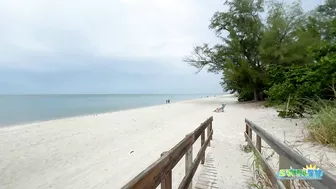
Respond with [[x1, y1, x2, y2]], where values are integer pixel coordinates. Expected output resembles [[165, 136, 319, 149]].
[[0, 0, 223, 68], [0, 65, 222, 94], [0, 0, 322, 94]]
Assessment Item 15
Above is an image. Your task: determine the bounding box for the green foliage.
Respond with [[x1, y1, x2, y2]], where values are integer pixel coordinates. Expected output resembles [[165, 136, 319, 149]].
[[277, 95, 304, 118], [238, 90, 255, 102], [185, 0, 266, 101], [183, 0, 336, 148], [184, 0, 336, 146], [184, 0, 336, 108]]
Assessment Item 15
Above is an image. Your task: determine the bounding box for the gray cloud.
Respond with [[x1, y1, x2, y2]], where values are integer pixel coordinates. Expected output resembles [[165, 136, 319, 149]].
[[0, 0, 322, 94], [0, 0, 223, 69]]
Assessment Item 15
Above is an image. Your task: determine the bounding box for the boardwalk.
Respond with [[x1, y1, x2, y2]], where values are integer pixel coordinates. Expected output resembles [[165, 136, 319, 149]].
[[195, 96, 336, 189], [193, 97, 255, 189], [195, 153, 218, 189]]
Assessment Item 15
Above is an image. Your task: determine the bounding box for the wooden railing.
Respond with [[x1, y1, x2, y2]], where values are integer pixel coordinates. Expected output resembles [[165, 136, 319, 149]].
[[122, 116, 214, 189], [245, 118, 336, 189]]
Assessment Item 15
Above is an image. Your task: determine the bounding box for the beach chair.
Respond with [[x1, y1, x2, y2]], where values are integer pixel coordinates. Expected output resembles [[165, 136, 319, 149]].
[[221, 104, 226, 111], [214, 104, 226, 112]]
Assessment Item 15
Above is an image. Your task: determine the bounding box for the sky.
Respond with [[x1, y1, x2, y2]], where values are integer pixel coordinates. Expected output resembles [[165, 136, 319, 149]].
[[0, 0, 323, 94]]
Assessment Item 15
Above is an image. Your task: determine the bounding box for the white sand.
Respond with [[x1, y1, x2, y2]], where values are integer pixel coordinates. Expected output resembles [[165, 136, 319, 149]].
[[1, 95, 336, 189]]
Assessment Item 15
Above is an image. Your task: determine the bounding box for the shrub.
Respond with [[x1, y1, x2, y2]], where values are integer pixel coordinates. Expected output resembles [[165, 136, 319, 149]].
[[277, 95, 305, 118], [238, 90, 254, 102], [306, 85, 336, 146]]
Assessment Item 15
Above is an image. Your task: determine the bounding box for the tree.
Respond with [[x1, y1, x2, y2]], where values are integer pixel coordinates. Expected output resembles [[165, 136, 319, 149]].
[[185, 0, 335, 104], [185, 0, 265, 101], [263, 0, 336, 103]]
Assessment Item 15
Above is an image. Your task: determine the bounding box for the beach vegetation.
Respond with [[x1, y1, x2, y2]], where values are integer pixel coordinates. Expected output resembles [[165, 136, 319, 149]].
[[185, 0, 335, 104], [185, 0, 336, 145]]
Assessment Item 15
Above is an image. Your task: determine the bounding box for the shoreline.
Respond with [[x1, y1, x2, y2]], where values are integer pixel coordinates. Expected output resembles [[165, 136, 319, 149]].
[[0, 95, 233, 189], [1, 94, 336, 189], [0, 94, 230, 130]]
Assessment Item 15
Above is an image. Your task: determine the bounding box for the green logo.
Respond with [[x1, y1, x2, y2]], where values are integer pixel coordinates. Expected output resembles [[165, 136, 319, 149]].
[[277, 164, 323, 180]]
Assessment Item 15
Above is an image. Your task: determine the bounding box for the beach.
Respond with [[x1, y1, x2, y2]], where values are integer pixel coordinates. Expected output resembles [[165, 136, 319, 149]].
[[1, 95, 336, 189]]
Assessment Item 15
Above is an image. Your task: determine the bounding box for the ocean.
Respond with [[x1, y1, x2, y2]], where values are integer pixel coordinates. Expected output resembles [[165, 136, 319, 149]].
[[0, 94, 216, 126]]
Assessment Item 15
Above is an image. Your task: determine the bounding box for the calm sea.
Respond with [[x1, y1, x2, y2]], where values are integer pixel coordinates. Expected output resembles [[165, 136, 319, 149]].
[[0, 94, 215, 127]]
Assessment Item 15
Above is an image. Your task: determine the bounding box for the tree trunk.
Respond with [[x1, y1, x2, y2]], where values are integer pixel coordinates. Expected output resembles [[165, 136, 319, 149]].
[[253, 88, 258, 102]]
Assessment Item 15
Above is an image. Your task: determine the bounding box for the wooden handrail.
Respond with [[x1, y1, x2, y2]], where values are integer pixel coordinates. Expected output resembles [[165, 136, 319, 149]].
[[122, 116, 213, 189], [178, 130, 213, 189], [245, 118, 336, 189], [244, 131, 285, 189]]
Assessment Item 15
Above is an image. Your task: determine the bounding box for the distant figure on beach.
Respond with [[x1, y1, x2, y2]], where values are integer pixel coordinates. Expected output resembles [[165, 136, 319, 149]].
[[166, 99, 170, 104]]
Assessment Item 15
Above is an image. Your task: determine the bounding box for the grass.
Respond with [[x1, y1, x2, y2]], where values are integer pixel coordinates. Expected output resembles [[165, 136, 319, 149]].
[[240, 143, 252, 153], [273, 96, 336, 146], [306, 99, 336, 146], [305, 85, 336, 146], [240, 142, 272, 189], [269, 83, 336, 146], [248, 150, 273, 189]]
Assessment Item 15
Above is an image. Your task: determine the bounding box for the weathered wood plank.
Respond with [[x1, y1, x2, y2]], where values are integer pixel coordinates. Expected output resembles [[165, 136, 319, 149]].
[[207, 125, 211, 147], [245, 124, 249, 142], [178, 130, 213, 189], [201, 131, 205, 165], [193, 117, 213, 143], [279, 155, 291, 189], [161, 152, 172, 189], [244, 132, 286, 189], [245, 119, 336, 189], [256, 134, 261, 153], [121, 116, 213, 189], [210, 121, 213, 140], [185, 143, 193, 189], [121, 134, 194, 189], [249, 127, 252, 140], [161, 171, 172, 189]]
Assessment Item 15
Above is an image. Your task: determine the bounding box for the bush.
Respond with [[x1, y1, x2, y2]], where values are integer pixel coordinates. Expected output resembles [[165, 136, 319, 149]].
[[264, 83, 295, 103], [238, 91, 254, 102], [276, 95, 305, 118]]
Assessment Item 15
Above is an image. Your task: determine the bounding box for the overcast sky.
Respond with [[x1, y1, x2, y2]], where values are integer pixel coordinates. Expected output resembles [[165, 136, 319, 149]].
[[0, 0, 323, 94]]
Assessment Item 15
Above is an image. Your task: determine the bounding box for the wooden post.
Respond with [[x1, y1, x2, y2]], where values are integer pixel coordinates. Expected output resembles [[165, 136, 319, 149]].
[[279, 155, 291, 189], [256, 134, 261, 153], [207, 125, 211, 146], [245, 124, 249, 141], [185, 136, 193, 189], [161, 152, 172, 189], [210, 121, 213, 140], [201, 131, 205, 164], [249, 127, 252, 140]]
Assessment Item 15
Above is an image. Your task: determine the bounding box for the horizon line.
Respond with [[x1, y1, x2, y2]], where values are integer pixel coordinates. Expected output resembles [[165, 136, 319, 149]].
[[0, 93, 225, 96]]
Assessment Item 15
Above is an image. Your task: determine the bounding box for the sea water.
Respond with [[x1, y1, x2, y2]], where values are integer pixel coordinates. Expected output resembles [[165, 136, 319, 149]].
[[0, 94, 215, 126]]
